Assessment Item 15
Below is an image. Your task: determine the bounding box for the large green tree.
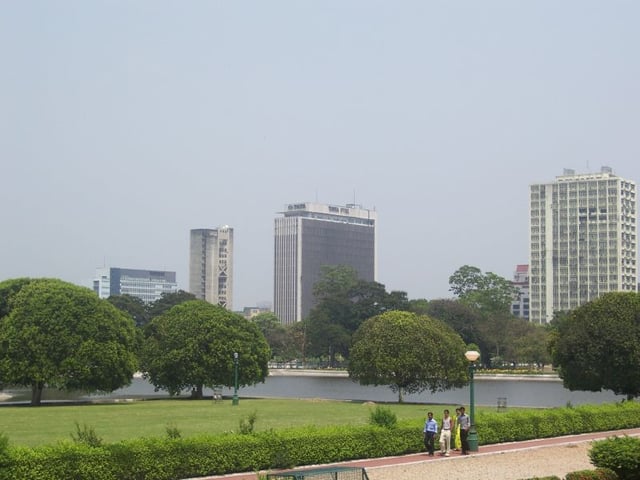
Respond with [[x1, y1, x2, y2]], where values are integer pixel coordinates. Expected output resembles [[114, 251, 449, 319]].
[[348, 310, 469, 402], [140, 300, 270, 398], [0, 278, 139, 405], [550, 292, 640, 399], [449, 265, 518, 316]]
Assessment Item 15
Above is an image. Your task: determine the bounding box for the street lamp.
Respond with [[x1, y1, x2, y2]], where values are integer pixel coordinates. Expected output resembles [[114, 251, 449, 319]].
[[465, 350, 480, 452], [232, 352, 239, 406]]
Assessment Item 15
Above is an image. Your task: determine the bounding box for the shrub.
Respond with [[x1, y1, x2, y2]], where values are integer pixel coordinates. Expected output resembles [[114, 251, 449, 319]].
[[0, 432, 10, 468], [589, 436, 640, 480], [165, 424, 181, 439], [239, 411, 258, 435], [70, 422, 103, 448], [369, 406, 397, 429], [565, 468, 618, 479]]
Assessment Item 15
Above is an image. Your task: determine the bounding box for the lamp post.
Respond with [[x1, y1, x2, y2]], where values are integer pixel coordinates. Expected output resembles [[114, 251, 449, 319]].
[[465, 350, 480, 452], [232, 352, 239, 406]]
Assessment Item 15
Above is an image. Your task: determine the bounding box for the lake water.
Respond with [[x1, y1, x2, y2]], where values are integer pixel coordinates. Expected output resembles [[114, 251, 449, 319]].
[[1, 370, 626, 407]]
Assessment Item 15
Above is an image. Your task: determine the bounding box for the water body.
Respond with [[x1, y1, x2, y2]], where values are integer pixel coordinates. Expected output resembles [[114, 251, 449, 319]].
[[1, 371, 625, 407]]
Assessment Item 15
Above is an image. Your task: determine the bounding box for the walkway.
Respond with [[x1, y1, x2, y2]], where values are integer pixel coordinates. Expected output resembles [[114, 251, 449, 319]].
[[198, 427, 640, 480]]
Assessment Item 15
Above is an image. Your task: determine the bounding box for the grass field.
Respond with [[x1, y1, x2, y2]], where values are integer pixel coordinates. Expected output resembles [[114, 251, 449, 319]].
[[0, 398, 463, 447]]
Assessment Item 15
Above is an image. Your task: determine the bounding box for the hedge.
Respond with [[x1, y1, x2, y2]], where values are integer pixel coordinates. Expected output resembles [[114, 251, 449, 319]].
[[0, 401, 639, 479]]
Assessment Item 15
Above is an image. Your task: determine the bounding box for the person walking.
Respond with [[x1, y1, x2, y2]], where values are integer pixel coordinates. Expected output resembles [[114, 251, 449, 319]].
[[453, 407, 462, 451], [439, 409, 454, 456], [458, 406, 471, 454], [423, 411, 438, 456]]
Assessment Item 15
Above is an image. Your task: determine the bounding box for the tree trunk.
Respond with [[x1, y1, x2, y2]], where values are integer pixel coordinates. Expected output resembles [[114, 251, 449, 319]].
[[190, 384, 204, 399], [31, 381, 44, 406], [398, 388, 404, 403]]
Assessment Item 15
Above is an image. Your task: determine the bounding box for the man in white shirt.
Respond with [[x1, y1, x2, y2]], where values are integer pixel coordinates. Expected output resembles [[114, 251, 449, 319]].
[[439, 409, 454, 456]]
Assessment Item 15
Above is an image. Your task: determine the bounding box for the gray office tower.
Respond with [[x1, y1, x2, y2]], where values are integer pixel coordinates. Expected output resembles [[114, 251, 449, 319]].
[[189, 227, 233, 310], [274, 202, 377, 325], [529, 167, 637, 324]]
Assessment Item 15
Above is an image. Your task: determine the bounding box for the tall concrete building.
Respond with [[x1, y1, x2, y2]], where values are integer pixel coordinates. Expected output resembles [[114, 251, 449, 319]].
[[189, 227, 233, 309], [274, 202, 377, 325], [93, 267, 177, 304], [529, 167, 637, 324]]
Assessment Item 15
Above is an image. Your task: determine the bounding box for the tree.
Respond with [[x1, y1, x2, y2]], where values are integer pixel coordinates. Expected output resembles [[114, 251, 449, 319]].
[[0, 278, 33, 319], [107, 294, 150, 327], [449, 265, 518, 316], [407, 298, 430, 316], [305, 265, 412, 364], [550, 292, 640, 399], [425, 299, 485, 351], [348, 310, 469, 402], [506, 323, 551, 367], [0, 279, 139, 405], [146, 290, 196, 320], [251, 312, 289, 360], [140, 300, 270, 398]]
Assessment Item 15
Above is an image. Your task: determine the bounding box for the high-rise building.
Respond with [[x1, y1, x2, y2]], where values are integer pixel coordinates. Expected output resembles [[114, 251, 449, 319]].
[[510, 264, 530, 320], [529, 167, 637, 324], [189, 227, 233, 309], [274, 202, 377, 325], [93, 267, 177, 304]]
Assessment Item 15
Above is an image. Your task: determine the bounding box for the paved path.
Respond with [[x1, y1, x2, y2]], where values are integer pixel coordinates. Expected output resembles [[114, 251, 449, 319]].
[[197, 427, 640, 480]]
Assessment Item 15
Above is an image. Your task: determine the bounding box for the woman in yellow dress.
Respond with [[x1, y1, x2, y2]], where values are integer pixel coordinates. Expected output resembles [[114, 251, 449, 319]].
[[453, 407, 462, 450]]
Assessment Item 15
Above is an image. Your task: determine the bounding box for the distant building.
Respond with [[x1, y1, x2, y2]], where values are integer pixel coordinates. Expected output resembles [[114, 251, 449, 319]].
[[274, 202, 377, 325], [189, 227, 233, 309], [93, 267, 177, 304], [242, 306, 272, 319], [510, 264, 529, 320], [529, 167, 637, 323]]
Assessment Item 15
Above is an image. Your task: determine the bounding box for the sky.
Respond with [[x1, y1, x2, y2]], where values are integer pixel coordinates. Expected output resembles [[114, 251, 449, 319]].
[[1, 1, 639, 310]]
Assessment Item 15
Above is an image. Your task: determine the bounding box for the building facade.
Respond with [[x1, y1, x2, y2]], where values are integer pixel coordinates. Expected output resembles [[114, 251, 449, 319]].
[[510, 264, 530, 320], [93, 267, 178, 304], [274, 202, 377, 325], [189, 227, 233, 309], [529, 167, 637, 323]]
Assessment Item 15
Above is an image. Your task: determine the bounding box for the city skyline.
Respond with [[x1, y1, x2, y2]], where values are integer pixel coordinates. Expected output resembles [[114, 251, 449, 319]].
[[2, 2, 639, 310]]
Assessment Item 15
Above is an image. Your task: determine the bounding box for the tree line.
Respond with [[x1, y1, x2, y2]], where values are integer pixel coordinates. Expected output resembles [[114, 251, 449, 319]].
[[258, 264, 551, 370], [2, 265, 640, 406]]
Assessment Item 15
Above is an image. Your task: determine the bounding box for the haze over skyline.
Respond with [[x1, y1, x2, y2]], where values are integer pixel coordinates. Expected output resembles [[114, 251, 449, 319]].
[[2, 1, 639, 310]]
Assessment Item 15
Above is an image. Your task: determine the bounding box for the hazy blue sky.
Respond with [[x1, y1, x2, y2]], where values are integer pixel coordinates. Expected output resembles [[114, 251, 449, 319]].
[[2, 1, 639, 310]]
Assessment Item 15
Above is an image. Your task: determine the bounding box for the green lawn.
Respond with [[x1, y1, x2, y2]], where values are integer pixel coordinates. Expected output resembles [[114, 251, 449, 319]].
[[0, 398, 458, 447]]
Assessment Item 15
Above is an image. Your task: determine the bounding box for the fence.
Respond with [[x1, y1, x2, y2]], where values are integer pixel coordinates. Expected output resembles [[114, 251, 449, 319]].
[[266, 466, 369, 480]]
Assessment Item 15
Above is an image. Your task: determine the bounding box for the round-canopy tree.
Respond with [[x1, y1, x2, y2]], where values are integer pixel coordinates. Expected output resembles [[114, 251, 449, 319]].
[[140, 300, 270, 398], [0, 278, 139, 405], [348, 310, 469, 402], [550, 292, 640, 399]]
